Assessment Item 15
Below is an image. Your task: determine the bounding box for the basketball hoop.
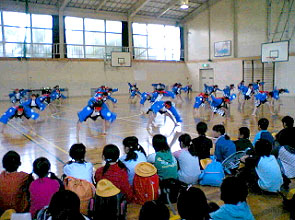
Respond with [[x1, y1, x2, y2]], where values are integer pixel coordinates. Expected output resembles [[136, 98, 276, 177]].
[[265, 56, 276, 63]]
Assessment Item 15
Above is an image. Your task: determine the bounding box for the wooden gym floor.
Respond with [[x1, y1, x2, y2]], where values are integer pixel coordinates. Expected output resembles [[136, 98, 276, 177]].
[[0, 93, 294, 219]]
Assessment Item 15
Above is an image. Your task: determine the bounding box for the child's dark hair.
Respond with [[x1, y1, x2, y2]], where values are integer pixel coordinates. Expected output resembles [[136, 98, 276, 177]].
[[255, 139, 272, 157], [282, 116, 294, 128], [2, 151, 21, 172], [139, 200, 170, 220], [102, 144, 128, 175], [164, 101, 172, 107], [177, 187, 211, 220], [68, 143, 86, 163], [213, 124, 230, 140], [178, 134, 191, 148], [152, 134, 170, 152], [221, 177, 248, 205], [239, 127, 250, 139], [196, 122, 208, 135], [33, 157, 51, 178], [48, 190, 84, 220], [258, 118, 269, 130], [123, 136, 146, 161]]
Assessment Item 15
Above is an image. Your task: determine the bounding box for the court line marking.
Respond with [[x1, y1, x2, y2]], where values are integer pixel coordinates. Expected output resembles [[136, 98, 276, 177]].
[[8, 122, 65, 164], [15, 122, 68, 155]]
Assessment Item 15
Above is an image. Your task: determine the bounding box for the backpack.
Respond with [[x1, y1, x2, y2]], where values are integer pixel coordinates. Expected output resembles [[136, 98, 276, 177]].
[[198, 157, 225, 187], [158, 178, 187, 204], [93, 193, 127, 220], [133, 173, 160, 205], [63, 176, 95, 215]]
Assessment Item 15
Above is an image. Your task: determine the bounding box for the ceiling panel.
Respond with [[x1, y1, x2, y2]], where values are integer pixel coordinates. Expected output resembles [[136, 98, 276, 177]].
[[9, 0, 210, 21]]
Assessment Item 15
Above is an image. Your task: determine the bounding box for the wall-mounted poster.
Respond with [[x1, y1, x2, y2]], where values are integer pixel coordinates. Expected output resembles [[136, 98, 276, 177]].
[[214, 40, 231, 57]]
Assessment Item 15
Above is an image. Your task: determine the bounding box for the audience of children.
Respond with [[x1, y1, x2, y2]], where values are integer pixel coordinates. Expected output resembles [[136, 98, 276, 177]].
[[253, 118, 274, 146], [210, 176, 255, 220], [212, 124, 236, 162], [29, 157, 63, 218], [0, 151, 31, 213], [147, 134, 178, 180], [119, 136, 147, 185], [0, 116, 294, 219], [94, 144, 134, 202], [191, 122, 213, 159], [173, 134, 201, 184], [234, 127, 253, 152], [63, 143, 93, 184]]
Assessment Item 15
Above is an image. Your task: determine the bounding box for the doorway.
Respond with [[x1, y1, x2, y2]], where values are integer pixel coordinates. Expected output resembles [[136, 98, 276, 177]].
[[200, 68, 214, 92]]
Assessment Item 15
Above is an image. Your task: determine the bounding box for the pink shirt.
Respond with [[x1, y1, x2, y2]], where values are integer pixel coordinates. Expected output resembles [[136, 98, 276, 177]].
[[29, 177, 60, 217]]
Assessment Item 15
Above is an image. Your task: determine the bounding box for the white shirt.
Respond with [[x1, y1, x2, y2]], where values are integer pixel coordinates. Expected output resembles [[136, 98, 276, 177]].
[[31, 100, 37, 107]]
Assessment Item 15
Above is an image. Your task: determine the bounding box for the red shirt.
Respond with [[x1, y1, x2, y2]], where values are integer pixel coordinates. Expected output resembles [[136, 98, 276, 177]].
[[95, 163, 133, 202], [0, 171, 30, 212]]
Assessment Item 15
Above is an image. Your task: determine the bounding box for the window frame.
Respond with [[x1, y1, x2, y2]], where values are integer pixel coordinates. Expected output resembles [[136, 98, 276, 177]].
[[132, 22, 181, 61]]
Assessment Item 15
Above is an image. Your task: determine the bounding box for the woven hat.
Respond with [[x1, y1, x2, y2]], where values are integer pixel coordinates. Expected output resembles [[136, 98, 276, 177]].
[[0, 209, 16, 220], [135, 162, 157, 177], [96, 179, 120, 197]]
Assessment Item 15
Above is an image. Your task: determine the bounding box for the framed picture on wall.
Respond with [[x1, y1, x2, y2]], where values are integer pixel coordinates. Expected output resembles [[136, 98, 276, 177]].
[[214, 40, 231, 57]]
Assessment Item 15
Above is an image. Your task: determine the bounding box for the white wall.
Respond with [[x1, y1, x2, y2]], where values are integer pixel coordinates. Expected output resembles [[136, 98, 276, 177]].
[[0, 60, 189, 100], [275, 56, 295, 96], [187, 60, 242, 92], [185, 0, 295, 94]]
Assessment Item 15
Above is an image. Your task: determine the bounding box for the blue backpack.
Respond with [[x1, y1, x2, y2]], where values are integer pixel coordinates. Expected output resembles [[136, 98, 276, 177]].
[[199, 156, 225, 187]]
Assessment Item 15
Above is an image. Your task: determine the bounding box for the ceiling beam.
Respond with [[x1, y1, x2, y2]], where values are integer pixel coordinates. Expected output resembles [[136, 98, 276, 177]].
[[181, 0, 221, 23], [128, 0, 151, 18], [157, 0, 179, 18], [95, 0, 108, 11], [59, 0, 70, 11]]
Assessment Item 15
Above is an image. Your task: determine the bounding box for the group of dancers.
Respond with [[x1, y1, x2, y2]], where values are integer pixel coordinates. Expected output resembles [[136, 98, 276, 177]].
[[0, 80, 290, 135], [0, 86, 66, 131]]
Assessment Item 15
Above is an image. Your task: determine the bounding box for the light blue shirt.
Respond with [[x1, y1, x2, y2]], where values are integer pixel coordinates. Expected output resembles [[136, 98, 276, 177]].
[[255, 155, 283, 192], [252, 130, 274, 145], [210, 202, 254, 220], [63, 162, 93, 183], [120, 151, 147, 185]]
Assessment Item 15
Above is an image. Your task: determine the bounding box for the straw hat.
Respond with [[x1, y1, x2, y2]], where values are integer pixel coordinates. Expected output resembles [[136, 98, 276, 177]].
[[96, 179, 120, 197], [135, 162, 157, 177], [0, 209, 16, 220], [200, 158, 212, 169]]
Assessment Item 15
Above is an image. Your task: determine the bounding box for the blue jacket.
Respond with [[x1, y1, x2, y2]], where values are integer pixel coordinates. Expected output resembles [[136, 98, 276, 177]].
[[51, 89, 66, 101], [140, 92, 152, 105], [9, 90, 30, 103], [254, 92, 267, 102], [150, 101, 182, 123], [0, 106, 39, 124], [194, 96, 205, 109], [210, 202, 255, 220], [22, 96, 47, 111], [214, 136, 236, 162], [77, 98, 116, 123], [209, 95, 223, 107]]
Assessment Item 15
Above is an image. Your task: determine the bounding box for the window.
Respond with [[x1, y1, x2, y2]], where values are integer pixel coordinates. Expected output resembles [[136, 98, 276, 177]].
[[1, 11, 53, 58], [132, 23, 181, 61], [65, 17, 122, 58]]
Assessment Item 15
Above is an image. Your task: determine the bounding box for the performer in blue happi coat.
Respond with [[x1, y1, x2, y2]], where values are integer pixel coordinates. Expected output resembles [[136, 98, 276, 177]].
[[77, 96, 116, 135], [193, 93, 209, 116], [152, 83, 166, 91], [239, 83, 254, 110], [172, 83, 184, 102], [50, 85, 67, 102], [128, 83, 141, 103], [9, 89, 30, 105], [204, 84, 222, 95], [223, 84, 235, 98], [22, 94, 47, 111], [252, 80, 264, 94], [146, 100, 182, 129], [268, 88, 289, 114], [252, 91, 274, 116], [209, 94, 236, 118], [0, 105, 39, 132]]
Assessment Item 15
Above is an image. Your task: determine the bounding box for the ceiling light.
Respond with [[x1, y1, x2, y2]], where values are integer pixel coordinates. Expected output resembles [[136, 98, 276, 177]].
[[180, 0, 189, 9]]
